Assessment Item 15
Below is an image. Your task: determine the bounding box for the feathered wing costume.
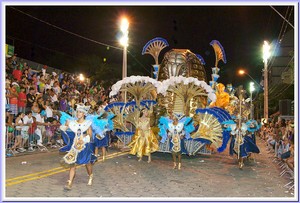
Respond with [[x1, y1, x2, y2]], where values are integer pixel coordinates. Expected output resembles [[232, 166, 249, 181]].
[[59, 106, 98, 166], [87, 112, 115, 149], [226, 119, 260, 158], [59, 112, 76, 153], [158, 115, 195, 154]]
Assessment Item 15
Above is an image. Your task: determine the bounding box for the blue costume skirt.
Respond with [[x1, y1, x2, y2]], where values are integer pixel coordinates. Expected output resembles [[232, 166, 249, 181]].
[[94, 133, 109, 148], [230, 135, 260, 158], [169, 138, 188, 154], [60, 130, 97, 165]]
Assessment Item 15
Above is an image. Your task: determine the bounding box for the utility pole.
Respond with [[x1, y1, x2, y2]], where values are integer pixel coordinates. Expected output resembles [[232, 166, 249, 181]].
[[263, 41, 270, 120]]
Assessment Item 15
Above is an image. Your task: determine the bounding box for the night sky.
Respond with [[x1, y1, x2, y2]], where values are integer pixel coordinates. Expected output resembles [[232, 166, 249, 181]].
[[6, 5, 294, 88]]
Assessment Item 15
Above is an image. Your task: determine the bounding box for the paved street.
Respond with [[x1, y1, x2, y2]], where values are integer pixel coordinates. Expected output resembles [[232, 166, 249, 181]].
[[4, 138, 296, 200]]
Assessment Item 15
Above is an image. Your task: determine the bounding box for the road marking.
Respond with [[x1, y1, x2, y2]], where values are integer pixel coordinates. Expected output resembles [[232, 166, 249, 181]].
[[6, 166, 64, 182], [6, 151, 128, 187]]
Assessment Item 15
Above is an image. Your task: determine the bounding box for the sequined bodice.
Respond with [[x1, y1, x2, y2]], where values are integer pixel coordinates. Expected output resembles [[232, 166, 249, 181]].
[[138, 117, 150, 131]]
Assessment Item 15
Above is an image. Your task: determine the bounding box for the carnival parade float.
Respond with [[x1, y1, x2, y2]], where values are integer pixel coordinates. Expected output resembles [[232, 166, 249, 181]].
[[60, 37, 261, 169]]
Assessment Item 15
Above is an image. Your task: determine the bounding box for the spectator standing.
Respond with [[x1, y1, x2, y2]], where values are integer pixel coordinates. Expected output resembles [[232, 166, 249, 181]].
[[18, 87, 27, 113], [44, 100, 54, 120], [44, 80, 52, 92], [42, 65, 47, 76], [32, 74, 38, 91], [11, 113, 25, 153], [39, 78, 46, 93], [31, 102, 40, 116], [28, 117, 37, 152], [22, 111, 33, 150], [59, 93, 68, 111], [37, 96, 46, 112], [8, 83, 19, 116], [5, 81, 11, 111], [53, 81, 62, 95], [42, 89, 51, 101], [34, 111, 46, 147], [12, 65, 22, 82], [26, 87, 36, 112]]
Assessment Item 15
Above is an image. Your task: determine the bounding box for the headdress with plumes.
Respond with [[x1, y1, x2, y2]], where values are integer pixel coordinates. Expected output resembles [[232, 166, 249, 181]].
[[76, 103, 90, 115]]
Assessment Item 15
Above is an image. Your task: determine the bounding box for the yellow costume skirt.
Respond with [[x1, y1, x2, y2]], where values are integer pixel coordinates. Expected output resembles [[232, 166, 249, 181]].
[[128, 128, 159, 157]]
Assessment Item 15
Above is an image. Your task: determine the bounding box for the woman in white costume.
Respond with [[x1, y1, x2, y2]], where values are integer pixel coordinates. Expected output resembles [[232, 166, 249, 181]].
[[62, 104, 96, 190]]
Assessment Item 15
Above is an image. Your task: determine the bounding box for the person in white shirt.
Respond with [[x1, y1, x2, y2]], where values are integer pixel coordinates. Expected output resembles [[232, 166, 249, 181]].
[[22, 111, 33, 150], [44, 80, 52, 92], [11, 113, 25, 153], [45, 100, 53, 119], [50, 90, 58, 103], [53, 81, 62, 95], [34, 112, 46, 147], [42, 66, 47, 76]]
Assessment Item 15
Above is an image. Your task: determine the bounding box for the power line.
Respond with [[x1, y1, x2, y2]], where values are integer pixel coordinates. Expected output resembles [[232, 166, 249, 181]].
[[270, 6, 294, 29], [268, 56, 294, 95], [6, 35, 87, 63], [9, 6, 152, 75], [266, 7, 293, 94], [269, 82, 294, 100], [9, 6, 123, 51], [127, 51, 152, 74], [268, 6, 291, 69]]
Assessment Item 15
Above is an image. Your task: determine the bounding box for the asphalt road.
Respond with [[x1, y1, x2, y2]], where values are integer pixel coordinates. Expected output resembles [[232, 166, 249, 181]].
[[4, 137, 296, 200]]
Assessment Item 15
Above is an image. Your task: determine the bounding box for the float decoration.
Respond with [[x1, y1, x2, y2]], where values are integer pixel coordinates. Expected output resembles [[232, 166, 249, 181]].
[[209, 40, 227, 91], [142, 37, 169, 79]]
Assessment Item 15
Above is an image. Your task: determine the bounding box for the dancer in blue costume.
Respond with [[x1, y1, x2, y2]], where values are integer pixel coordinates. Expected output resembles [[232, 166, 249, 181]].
[[60, 104, 97, 190], [159, 113, 194, 170], [225, 119, 260, 169], [92, 111, 114, 161]]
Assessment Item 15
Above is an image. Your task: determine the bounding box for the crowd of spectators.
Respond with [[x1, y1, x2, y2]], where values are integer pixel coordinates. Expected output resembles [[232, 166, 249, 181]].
[[5, 54, 114, 156], [259, 118, 294, 188]]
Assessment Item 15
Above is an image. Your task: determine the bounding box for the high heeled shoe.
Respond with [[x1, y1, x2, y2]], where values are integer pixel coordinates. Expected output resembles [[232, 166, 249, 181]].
[[173, 162, 177, 169], [239, 162, 244, 169], [178, 163, 181, 170], [87, 174, 93, 186], [64, 180, 72, 190]]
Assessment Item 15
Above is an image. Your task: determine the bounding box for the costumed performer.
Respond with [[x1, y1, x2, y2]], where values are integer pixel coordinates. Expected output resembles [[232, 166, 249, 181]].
[[128, 108, 159, 163], [60, 104, 97, 190], [159, 113, 195, 170], [226, 120, 260, 169], [92, 111, 114, 161], [210, 83, 230, 109]]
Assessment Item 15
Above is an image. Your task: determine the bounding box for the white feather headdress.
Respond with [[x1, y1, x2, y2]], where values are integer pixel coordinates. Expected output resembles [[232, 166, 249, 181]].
[[76, 103, 90, 115]]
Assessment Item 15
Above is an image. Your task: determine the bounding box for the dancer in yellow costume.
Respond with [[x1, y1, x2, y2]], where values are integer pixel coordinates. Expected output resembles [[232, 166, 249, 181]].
[[210, 83, 230, 109], [128, 108, 159, 163]]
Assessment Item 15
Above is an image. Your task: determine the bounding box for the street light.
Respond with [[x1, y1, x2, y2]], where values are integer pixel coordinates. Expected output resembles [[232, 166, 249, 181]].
[[263, 41, 271, 120], [238, 69, 261, 88], [119, 17, 129, 102], [249, 82, 255, 119], [79, 73, 85, 81]]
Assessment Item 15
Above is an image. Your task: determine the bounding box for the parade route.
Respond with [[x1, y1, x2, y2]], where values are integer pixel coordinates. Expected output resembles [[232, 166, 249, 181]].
[[5, 151, 128, 187], [4, 138, 295, 200], [3, 4, 297, 202]]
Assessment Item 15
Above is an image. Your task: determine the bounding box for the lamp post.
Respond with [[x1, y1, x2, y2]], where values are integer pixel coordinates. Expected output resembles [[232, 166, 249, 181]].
[[263, 41, 271, 120], [249, 82, 255, 119], [238, 69, 261, 89], [119, 18, 129, 102]]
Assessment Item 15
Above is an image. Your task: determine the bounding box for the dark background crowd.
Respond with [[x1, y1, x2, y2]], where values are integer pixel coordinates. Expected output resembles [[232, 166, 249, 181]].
[[5, 54, 115, 155]]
